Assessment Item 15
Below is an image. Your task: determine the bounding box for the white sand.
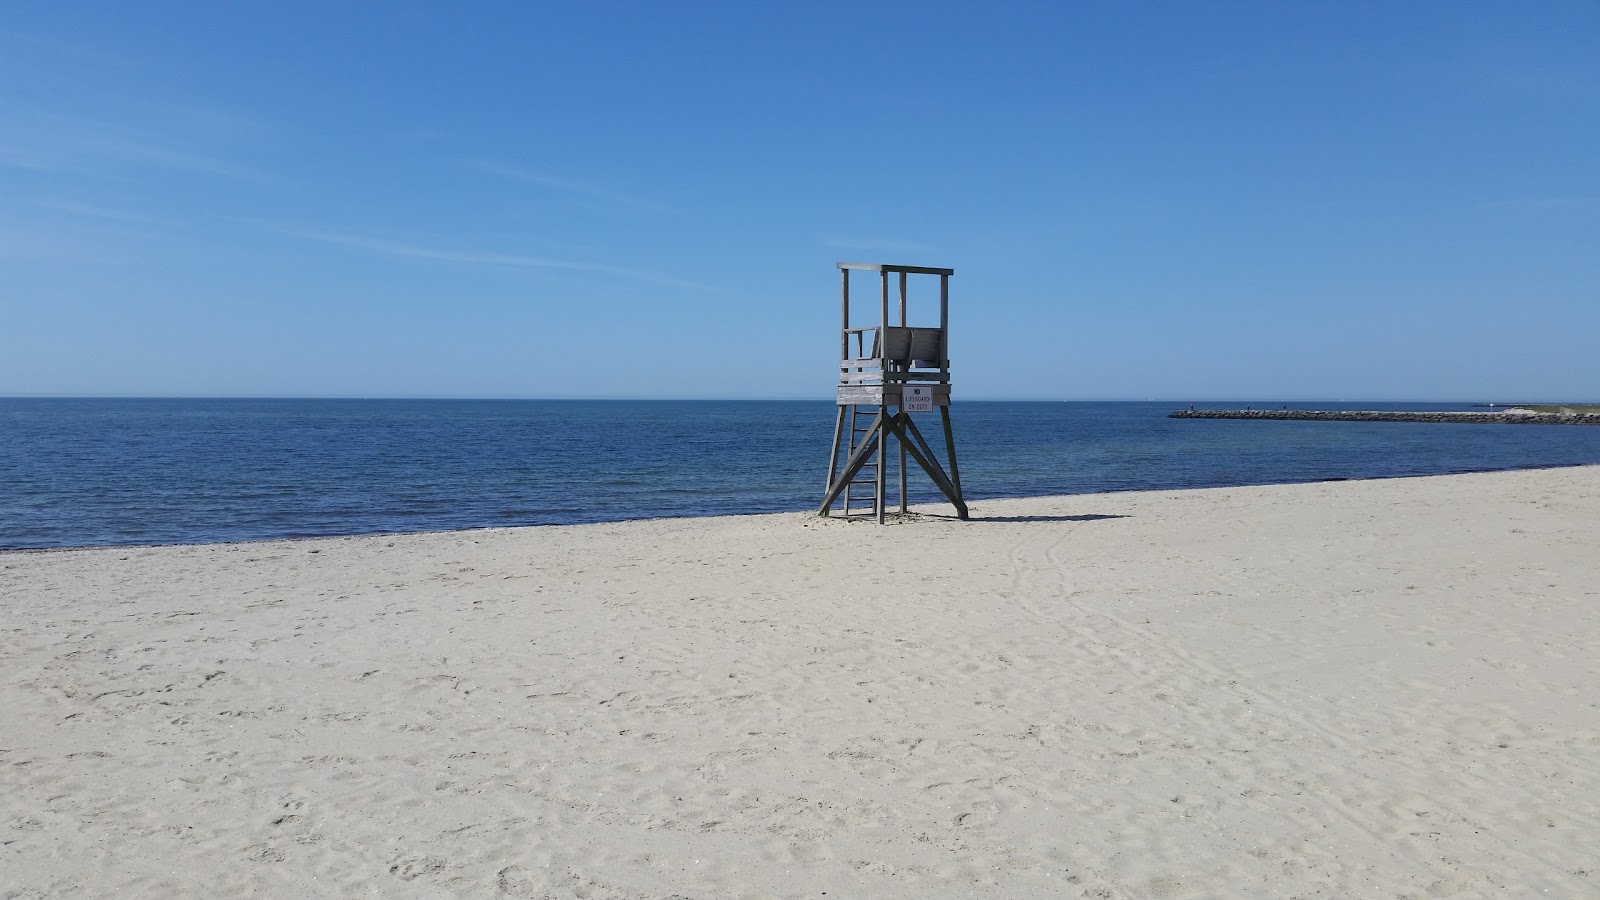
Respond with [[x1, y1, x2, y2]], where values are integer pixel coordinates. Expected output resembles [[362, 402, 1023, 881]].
[[3, 467, 1597, 898]]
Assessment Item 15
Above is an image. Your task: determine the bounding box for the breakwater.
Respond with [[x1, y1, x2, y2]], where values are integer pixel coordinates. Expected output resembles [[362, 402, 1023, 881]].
[[1170, 410, 1600, 425]]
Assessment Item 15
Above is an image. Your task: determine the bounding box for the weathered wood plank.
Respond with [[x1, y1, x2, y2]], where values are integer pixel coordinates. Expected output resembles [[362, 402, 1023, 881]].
[[837, 372, 951, 384], [837, 384, 951, 405], [898, 271, 908, 328], [939, 274, 949, 370], [838, 371, 887, 384], [837, 262, 956, 276], [840, 268, 850, 361], [869, 327, 944, 361], [879, 271, 889, 351], [840, 358, 949, 370]]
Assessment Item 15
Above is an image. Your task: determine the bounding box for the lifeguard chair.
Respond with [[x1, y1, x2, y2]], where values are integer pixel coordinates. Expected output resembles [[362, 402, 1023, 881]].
[[819, 262, 968, 523]]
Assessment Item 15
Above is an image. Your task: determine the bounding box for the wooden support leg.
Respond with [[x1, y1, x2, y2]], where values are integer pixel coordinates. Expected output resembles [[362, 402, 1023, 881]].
[[876, 404, 887, 524], [899, 430, 907, 515], [940, 405, 967, 518], [821, 405, 846, 516]]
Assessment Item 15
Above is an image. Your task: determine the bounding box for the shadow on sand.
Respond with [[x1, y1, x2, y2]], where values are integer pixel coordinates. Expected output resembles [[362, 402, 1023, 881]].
[[914, 512, 1130, 523], [978, 513, 1129, 523]]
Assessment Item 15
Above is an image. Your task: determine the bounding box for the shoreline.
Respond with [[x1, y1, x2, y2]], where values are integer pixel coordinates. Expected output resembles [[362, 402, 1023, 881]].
[[7, 461, 1599, 554], [4, 466, 1598, 897]]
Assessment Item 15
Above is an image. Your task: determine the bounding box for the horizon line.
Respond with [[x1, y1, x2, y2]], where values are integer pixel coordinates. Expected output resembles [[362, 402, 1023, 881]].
[[1, 394, 1575, 404]]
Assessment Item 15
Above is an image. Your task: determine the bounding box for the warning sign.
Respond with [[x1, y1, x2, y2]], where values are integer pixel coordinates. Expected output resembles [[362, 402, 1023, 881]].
[[901, 385, 935, 413]]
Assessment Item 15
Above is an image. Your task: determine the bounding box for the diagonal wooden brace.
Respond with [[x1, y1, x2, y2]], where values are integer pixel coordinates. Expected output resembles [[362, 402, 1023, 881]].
[[885, 413, 969, 519]]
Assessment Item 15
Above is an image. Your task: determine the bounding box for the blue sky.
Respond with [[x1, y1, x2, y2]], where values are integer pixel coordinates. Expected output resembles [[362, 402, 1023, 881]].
[[1, 2, 1596, 400]]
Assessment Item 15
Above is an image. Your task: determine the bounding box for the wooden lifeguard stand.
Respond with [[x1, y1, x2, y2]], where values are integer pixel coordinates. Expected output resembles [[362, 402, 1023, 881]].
[[819, 262, 969, 523]]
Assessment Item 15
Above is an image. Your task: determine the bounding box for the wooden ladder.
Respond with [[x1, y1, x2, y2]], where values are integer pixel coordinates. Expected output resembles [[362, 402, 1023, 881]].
[[841, 405, 879, 517]]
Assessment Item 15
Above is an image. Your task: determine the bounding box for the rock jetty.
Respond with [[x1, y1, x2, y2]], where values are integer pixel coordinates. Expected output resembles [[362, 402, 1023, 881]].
[[1169, 410, 1600, 425]]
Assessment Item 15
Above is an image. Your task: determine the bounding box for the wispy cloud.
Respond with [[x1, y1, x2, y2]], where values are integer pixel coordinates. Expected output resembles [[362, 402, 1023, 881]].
[[0, 108, 273, 182], [258, 222, 712, 290], [0, 146, 87, 175], [36, 198, 181, 227], [0, 194, 179, 262], [821, 235, 933, 256], [0, 215, 145, 264], [469, 160, 677, 215]]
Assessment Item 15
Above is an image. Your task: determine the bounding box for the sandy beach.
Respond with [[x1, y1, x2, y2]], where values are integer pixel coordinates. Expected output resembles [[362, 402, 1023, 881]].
[[2, 466, 1596, 898]]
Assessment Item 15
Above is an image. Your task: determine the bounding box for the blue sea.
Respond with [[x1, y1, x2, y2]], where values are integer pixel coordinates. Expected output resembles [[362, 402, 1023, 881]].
[[3, 398, 1598, 550]]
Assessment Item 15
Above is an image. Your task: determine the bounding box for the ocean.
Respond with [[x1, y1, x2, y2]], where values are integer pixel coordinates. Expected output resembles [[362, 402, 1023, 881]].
[[3, 398, 1598, 550]]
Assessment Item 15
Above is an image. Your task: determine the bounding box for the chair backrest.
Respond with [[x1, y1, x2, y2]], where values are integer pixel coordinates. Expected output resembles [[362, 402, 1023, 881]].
[[878, 327, 943, 364]]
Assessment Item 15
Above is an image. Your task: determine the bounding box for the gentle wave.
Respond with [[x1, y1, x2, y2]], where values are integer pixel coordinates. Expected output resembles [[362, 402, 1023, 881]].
[[3, 398, 1598, 549]]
